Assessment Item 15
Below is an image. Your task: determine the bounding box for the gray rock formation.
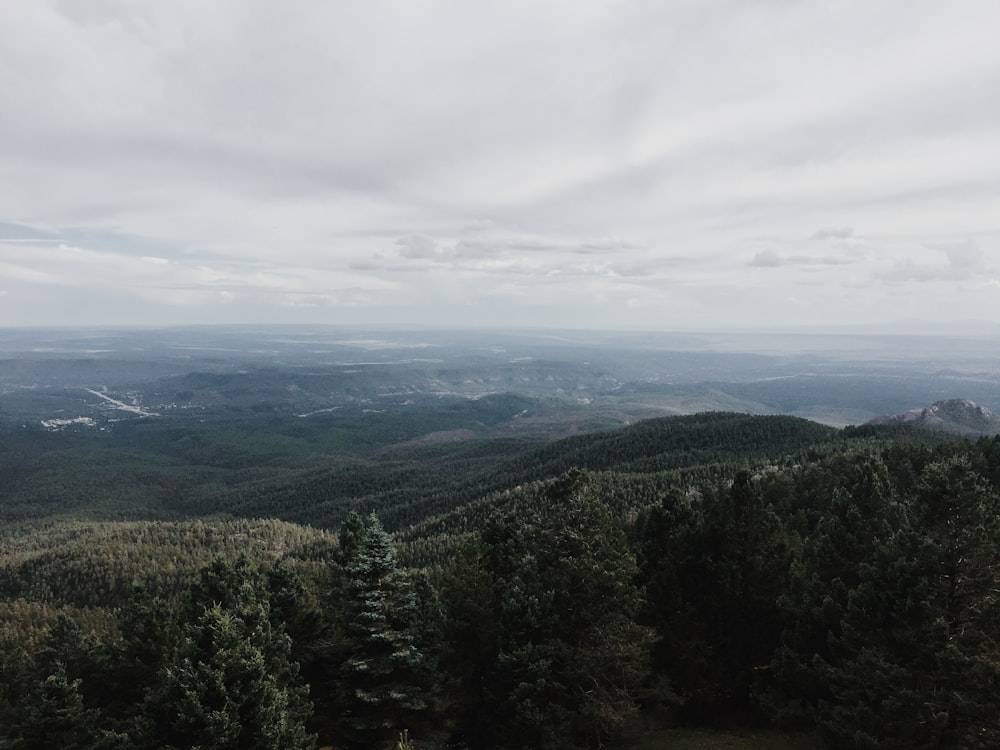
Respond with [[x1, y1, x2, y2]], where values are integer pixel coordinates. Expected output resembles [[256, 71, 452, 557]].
[[867, 399, 1000, 437]]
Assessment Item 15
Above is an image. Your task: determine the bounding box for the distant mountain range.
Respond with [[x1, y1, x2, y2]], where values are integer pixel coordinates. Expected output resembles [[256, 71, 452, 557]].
[[867, 399, 1000, 437]]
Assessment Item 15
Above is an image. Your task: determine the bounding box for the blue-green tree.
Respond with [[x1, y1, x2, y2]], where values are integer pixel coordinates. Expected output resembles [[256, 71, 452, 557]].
[[339, 515, 432, 749], [767, 454, 902, 725], [146, 556, 314, 750], [483, 471, 651, 749], [820, 456, 1000, 748]]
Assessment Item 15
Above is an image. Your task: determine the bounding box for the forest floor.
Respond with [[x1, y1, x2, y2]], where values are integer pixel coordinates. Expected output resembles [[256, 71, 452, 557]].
[[630, 727, 819, 749]]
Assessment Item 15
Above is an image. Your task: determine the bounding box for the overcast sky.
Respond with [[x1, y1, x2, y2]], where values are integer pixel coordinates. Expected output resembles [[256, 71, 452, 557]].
[[1, 1, 998, 331]]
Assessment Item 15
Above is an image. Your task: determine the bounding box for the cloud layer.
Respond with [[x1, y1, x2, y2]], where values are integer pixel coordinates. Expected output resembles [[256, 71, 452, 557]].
[[1, 1, 998, 330]]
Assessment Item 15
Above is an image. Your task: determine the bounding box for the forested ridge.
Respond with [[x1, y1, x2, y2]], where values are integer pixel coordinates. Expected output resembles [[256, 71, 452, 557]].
[[4, 411, 1000, 748]]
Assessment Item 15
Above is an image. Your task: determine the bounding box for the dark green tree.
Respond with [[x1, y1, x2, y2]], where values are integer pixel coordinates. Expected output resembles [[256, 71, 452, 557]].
[[820, 456, 1000, 748], [99, 587, 179, 734], [4, 612, 128, 748], [9, 660, 128, 750], [266, 558, 327, 693], [437, 537, 502, 746], [483, 471, 651, 749], [337, 511, 369, 566], [640, 471, 792, 721], [766, 454, 902, 725], [339, 515, 431, 749], [634, 487, 700, 714], [153, 604, 314, 750], [145, 556, 314, 750]]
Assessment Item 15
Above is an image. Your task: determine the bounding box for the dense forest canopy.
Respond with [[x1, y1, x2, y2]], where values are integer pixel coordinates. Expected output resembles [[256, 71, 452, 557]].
[[4, 408, 1000, 747]]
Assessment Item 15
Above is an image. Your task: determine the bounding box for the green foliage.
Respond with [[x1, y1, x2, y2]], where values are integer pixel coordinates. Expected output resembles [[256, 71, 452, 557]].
[[817, 456, 1000, 748], [145, 556, 315, 749], [0, 518, 334, 609], [760, 449, 1000, 748], [9, 661, 128, 750], [764, 453, 903, 724], [638, 470, 794, 721], [5, 405, 1000, 749], [434, 536, 500, 744], [473, 471, 652, 749], [338, 515, 433, 749]]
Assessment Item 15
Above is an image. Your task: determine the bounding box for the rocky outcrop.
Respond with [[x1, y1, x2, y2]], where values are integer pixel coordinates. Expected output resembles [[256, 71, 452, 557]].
[[867, 399, 1000, 437]]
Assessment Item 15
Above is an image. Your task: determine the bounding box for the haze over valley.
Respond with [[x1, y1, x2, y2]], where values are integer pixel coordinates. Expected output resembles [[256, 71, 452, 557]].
[[6, 327, 1000, 438]]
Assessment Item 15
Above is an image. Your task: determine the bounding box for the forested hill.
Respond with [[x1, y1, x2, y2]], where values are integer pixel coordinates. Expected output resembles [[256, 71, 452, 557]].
[[489, 411, 838, 475], [0, 410, 836, 527], [4, 408, 1000, 748]]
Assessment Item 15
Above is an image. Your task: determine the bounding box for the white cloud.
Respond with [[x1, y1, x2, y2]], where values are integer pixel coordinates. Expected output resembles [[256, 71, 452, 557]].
[[750, 251, 784, 268], [938, 239, 986, 275], [811, 227, 854, 241], [880, 240, 992, 283], [395, 234, 439, 260], [749, 250, 854, 268], [0, 1, 998, 329]]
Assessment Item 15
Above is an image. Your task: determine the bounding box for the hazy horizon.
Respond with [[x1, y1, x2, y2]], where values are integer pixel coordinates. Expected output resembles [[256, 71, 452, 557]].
[[2, 320, 1000, 338]]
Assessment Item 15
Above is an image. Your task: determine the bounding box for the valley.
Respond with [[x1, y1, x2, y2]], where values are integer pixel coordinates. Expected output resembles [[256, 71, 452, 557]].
[[6, 327, 1000, 439]]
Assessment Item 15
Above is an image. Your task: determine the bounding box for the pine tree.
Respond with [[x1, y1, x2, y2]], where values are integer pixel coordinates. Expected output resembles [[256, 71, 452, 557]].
[[767, 454, 902, 725], [153, 604, 314, 750], [635, 487, 702, 714], [145, 557, 315, 750], [266, 558, 327, 688], [338, 511, 369, 566], [640, 471, 792, 721], [10, 661, 128, 750], [819, 456, 1000, 748], [6, 612, 129, 748], [339, 515, 431, 749], [101, 587, 179, 733], [483, 471, 651, 749], [437, 537, 502, 747]]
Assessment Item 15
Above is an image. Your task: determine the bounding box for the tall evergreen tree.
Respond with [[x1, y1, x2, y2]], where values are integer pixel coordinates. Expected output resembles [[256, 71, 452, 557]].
[[5, 613, 129, 749], [820, 456, 1000, 748], [100, 587, 179, 734], [337, 511, 369, 566], [635, 487, 702, 714], [10, 661, 127, 750], [339, 515, 431, 749], [437, 537, 502, 746], [640, 471, 792, 721], [144, 556, 314, 750], [483, 471, 651, 749], [266, 558, 327, 700], [767, 454, 902, 724]]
